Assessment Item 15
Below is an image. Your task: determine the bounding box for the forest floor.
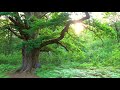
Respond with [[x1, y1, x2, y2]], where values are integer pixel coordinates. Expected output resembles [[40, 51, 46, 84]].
[[8, 72, 39, 78], [0, 65, 120, 78], [0, 62, 117, 78], [35, 63, 120, 78]]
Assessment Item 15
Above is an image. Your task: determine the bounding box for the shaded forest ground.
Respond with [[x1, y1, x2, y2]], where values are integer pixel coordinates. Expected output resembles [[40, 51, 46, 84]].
[[9, 73, 39, 78], [1, 63, 120, 78]]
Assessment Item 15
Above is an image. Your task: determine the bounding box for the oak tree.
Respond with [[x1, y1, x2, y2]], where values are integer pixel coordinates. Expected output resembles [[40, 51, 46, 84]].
[[0, 12, 90, 73]]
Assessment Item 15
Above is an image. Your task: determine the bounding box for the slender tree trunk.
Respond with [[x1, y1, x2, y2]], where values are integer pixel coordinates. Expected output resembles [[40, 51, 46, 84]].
[[16, 46, 40, 73], [114, 23, 120, 43]]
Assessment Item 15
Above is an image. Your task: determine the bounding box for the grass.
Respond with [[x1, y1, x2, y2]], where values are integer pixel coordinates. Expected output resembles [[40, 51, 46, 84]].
[[36, 38, 120, 78], [0, 64, 18, 78], [0, 53, 120, 78], [0, 58, 120, 78], [0, 52, 21, 78], [0, 38, 120, 78], [36, 62, 120, 78]]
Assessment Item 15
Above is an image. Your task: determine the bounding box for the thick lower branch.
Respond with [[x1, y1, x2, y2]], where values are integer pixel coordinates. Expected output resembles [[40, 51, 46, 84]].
[[39, 12, 90, 49]]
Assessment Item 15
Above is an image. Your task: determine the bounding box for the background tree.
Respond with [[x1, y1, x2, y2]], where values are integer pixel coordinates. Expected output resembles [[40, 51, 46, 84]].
[[103, 12, 120, 42], [0, 18, 15, 55]]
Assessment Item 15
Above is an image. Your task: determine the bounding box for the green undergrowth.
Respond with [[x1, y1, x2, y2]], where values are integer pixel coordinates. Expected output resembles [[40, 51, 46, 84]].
[[36, 62, 120, 78], [0, 64, 18, 78], [0, 52, 21, 78], [36, 38, 120, 78], [0, 52, 21, 65], [0, 38, 119, 78]]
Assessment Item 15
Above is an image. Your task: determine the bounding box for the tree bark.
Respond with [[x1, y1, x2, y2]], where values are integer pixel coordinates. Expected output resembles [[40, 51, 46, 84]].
[[16, 46, 40, 73]]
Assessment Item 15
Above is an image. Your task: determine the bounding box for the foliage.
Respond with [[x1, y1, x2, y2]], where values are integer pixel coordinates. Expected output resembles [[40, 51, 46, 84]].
[[88, 19, 116, 39], [0, 12, 120, 78]]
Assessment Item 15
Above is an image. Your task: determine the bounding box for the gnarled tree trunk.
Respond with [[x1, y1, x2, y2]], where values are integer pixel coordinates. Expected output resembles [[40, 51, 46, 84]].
[[17, 46, 40, 73], [7, 12, 90, 74]]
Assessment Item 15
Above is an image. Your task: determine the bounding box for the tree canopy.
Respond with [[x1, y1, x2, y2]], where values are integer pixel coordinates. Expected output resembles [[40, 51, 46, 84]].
[[0, 12, 120, 78]]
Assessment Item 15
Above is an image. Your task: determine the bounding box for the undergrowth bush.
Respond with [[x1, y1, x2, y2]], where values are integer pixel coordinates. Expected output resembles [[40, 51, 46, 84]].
[[0, 52, 21, 65]]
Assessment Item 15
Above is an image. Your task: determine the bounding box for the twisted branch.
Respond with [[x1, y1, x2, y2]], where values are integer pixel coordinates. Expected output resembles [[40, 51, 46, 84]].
[[39, 12, 90, 49]]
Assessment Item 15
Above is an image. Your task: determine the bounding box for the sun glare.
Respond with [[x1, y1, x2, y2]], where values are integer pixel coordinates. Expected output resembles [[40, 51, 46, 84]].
[[69, 12, 85, 36], [71, 23, 84, 36]]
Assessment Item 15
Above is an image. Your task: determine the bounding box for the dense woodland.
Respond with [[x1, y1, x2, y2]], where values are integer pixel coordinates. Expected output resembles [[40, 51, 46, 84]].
[[0, 12, 120, 78]]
